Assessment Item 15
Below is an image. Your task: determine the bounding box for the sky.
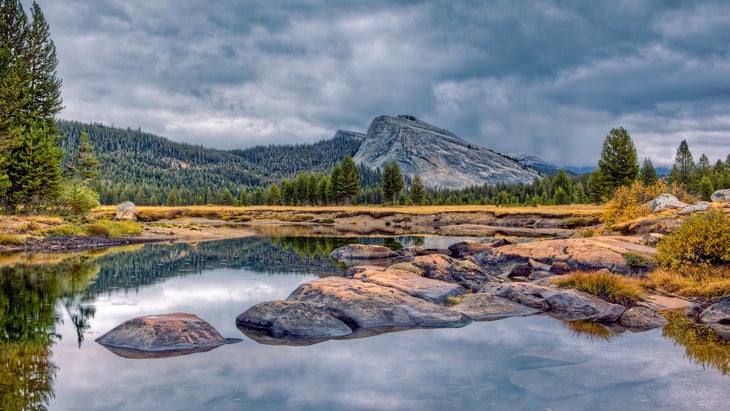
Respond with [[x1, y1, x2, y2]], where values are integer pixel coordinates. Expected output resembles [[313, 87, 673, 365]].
[[26, 0, 730, 167]]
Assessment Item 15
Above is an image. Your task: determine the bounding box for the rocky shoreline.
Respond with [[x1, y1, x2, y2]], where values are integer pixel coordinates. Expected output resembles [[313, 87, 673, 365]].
[[234, 239, 730, 346]]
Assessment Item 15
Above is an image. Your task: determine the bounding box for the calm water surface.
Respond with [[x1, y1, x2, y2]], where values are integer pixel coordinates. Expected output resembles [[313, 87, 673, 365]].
[[2, 235, 730, 410]]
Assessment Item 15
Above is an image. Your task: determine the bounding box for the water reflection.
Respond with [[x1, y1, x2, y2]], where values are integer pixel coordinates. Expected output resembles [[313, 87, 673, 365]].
[[2, 235, 730, 410], [0, 257, 98, 410], [663, 310, 730, 375]]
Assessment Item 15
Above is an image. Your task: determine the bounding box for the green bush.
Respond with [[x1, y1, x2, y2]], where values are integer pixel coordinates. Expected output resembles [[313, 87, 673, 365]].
[[85, 223, 111, 237], [657, 209, 730, 268]]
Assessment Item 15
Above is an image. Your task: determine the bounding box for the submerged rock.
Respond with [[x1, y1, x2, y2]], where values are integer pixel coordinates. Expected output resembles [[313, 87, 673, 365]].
[[96, 313, 240, 359], [287, 277, 472, 329]]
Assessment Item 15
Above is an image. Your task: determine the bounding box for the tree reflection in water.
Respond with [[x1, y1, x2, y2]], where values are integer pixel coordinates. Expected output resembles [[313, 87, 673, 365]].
[[0, 257, 98, 410], [662, 310, 730, 375]]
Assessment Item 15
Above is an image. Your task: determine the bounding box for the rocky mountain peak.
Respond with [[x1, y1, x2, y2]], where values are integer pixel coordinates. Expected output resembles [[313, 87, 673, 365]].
[[352, 115, 540, 189]]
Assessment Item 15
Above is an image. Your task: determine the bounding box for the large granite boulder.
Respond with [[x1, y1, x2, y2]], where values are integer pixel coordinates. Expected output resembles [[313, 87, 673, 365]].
[[236, 300, 352, 342], [619, 307, 668, 330], [95, 313, 239, 358], [453, 294, 539, 321], [648, 194, 687, 212], [287, 277, 472, 329], [353, 267, 467, 304], [115, 201, 138, 221], [699, 296, 730, 324], [711, 189, 730, 203]]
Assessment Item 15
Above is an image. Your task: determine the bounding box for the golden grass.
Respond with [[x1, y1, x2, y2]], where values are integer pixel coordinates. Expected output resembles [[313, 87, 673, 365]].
[[552, 271, 643, 305], [83, 220, 143, 238], [92, 204, 604, 222], [642, 266, 730, 301]]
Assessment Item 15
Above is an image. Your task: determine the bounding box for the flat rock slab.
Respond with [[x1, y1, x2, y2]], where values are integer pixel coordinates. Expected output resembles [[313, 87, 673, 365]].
[[354, 268, 466, 304], [480, 282, 558, 310], [96, 313, 239, 359], [639, 294, 693, 311], [482, 238, 653, 273], [287, 277, 472, 329], [235, 300, 353, 340], [544, 289, 612, 321], [454, 294, 539, 321]]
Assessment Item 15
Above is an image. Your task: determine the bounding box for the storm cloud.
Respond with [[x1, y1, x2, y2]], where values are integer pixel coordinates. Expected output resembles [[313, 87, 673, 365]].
[[29, 0, 730, 167]]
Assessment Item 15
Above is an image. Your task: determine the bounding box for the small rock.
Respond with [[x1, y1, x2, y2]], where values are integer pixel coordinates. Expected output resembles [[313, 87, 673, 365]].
[[711, 189, 730, 203], [699, 296, 730, 324], [684, 303, 704, 319], [549, 262, 571, 275], [619, 307, 668, 330], [594, 304, 626, 323], [643, 233, 664, 246], [481, 282, 557, 310], [648, 194, 687, 212], [448, 241, 492, 258], [115, 201, 138, 221], [678, 201, 710, 215], [447, 260, 498, 291], [509, 262, 533, 277], [487, 238, 518, 248], [527, 270, 553, 281]]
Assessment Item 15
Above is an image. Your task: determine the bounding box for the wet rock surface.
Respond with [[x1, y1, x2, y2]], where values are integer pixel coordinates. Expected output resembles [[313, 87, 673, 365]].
[[96, 313, 240, 359]]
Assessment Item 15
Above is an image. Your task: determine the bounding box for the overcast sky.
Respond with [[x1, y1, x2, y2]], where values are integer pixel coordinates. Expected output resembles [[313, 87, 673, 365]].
[[28, 0, 730, 167]]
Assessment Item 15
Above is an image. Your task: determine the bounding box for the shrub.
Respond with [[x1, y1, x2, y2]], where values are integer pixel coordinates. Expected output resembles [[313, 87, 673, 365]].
[[623, 252, 649, 269], [84, 220, 143, 238], [0, 234, 23, 245], [552, 271, 642, 306], [42, 224, 82, 237], [85, 223, 111, 237], [602, 180, 697, 226], [656, 209, 730, 268]]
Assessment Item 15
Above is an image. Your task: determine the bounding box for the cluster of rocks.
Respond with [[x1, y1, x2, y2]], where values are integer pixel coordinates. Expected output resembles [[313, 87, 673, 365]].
[[648, 189, 730, 215], [95, 237, 730, 354], [235, 239, 674, 345]]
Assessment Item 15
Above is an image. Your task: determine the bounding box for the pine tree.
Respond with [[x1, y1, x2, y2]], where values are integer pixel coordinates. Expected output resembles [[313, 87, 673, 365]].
[[0, 1, 64, 212], [552, 170, 572, 204], [340, 155, 359, 206], [330, 163, 344, 205], [268, 183, 281, 205], [409, 174, 425, 205], [596, 127, 639, 195], [166, 188, 180, 206], [381, 161, 403, 206], [638, 158, 657, 186], [670, 140, 695, 189], [699, 175, 714, 201]]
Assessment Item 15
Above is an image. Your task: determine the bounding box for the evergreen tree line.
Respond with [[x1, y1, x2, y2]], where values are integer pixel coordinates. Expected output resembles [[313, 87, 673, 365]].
[[586, 128, 730, 203]]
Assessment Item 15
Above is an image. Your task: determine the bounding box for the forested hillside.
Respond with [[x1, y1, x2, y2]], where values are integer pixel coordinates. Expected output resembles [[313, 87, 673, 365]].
[[57, 120, 362, 205]]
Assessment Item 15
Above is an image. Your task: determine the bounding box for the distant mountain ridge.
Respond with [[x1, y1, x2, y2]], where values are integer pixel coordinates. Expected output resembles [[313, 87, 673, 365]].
[[353, 115, 540, 189]]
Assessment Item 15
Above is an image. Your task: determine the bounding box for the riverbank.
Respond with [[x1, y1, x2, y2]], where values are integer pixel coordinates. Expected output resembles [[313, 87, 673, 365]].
[[0, 204, 603, 253]]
